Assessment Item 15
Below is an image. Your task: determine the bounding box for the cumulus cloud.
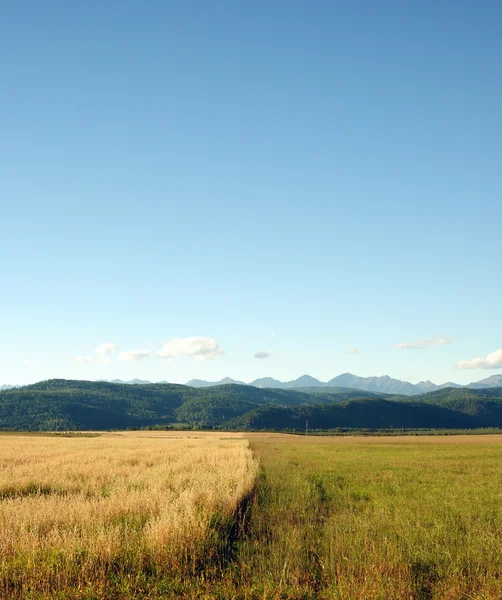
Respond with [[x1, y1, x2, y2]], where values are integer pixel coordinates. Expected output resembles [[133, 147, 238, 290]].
[[157, 337, 223, 364], [456, 349, 502, 370], [118, 349, 151, 362], [345, 347, 360, 355], [395, 338, 452, 350], [77, 343, 117, 365], [254, 351, 272, 359], [94, 343, 117, 363]]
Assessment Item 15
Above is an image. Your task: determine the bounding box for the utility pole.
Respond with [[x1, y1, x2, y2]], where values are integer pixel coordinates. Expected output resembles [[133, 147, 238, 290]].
[[305, 419, 308, 437]]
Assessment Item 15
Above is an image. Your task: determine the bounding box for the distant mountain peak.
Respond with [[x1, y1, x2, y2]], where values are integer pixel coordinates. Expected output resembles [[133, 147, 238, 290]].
[[468, 374, 502, 389], [287, 374, 322, 387], [186, 377, 246, 388], [248, 377, 285, 389]]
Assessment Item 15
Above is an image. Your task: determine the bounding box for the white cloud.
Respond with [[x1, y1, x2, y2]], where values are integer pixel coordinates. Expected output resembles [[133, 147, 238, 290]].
[[157, 337, 223, 363], [118, 349, 151, 362], [76, 354, 94, 364], [76, 343, 117, 365], [395, 338, 452, 350], [23, 359, 36, 368], [345, 347, 360, 355], [456, 349, 502, 370], [254, 350, 272, 359], [94, 343, 117, 364]]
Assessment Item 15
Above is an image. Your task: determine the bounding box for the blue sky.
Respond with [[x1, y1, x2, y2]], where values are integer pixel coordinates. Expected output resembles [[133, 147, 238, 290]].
[[1, 0, 501, 386]]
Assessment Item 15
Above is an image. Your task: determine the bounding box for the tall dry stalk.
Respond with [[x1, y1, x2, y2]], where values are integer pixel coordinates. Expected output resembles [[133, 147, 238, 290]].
[[0, 433, 257, 597]]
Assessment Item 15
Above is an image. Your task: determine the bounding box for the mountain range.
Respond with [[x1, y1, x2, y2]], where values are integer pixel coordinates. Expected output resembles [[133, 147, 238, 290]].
[[3, 374, 502, 397], [186, 373, 502, 395]]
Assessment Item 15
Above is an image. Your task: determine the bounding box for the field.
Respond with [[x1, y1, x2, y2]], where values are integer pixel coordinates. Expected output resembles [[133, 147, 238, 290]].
[[234, 434, 502, 599], [0, 433, 257, 599], [1, 433, 502, 599]]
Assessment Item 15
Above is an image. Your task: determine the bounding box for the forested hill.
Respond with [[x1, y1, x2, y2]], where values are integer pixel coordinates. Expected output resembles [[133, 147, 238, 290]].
[[1, 379, 502, 431], [0, 379, 379, 430]]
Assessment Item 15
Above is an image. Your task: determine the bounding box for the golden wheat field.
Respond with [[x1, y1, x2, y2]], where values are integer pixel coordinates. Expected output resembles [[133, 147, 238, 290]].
[[0, 433, 257, 599]]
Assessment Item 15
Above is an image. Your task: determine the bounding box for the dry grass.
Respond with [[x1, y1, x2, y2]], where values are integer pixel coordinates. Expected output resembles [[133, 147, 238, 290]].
[[0, 433, 257, 598]]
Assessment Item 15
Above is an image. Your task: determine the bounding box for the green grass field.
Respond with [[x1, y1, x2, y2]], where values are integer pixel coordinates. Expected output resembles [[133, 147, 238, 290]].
[[2, 433, 502, 599], [225, 435, 502, 599]]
